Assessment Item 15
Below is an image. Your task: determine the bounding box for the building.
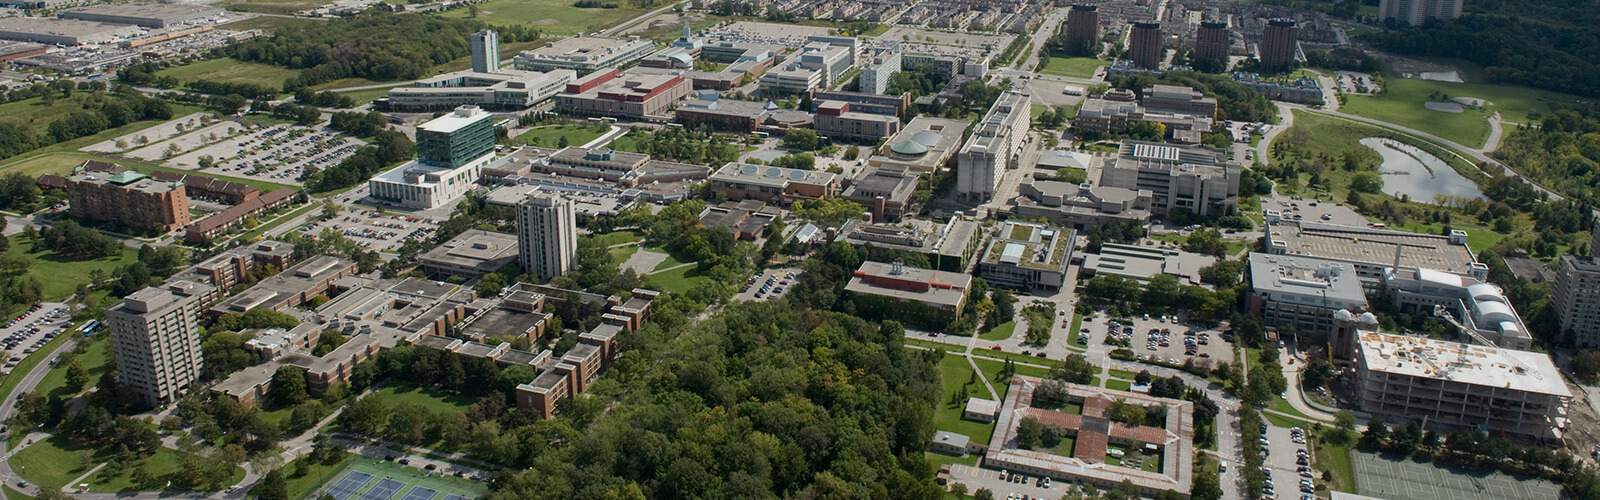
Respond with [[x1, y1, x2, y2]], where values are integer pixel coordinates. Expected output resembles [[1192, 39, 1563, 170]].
[[1128, 22, 1163, 70], [1258, 19, 1298, 71], [1355, 331, 1570, 443], [673, 95, 814, 133], [471, 29, 499, 73], [1099, 141, 1238, 217], [1233, 72, 1324, 104], [1383, 267, 1532, 350], [1013, 180, 1152, 231], [986, 377, 1195, 498], [107, 281, 214, 407], [858, 49, 901, 94], [57, 3, 222, 28], [956, 91, 1030, 201], [0, 17, 141, 45], [556, 69, 692, 120], [0, 41, 47, 62], [1263, 219, 1483, 282], [1074, 93, 1214, 143], [485, 146, 711, 202], [368, 106, 493, 209], [814, 101, 901, 143], [512, 35, 655, 75], [708, 162, 839, 205], [698, 200, 780, 240], [1194, 21, 1230, 63], [1379, 0, 1463, 26], [384, 69, 574, 111], [964, 398, 999, 422], [1247, 253, 1368, 344], [865, 117, 971, 174], [758, 39, 855, 94], [517, 193, 577, 282], [844, 261, 973, 329], [419, 229, 519, 280], [841, 165, 920, 221], [183, 188, 298, 243], [1554, 255, 1600, 348], [836, 218, 983, 273], [811, 90, 910, 117], [1143, 84, 1218, 118], [63, 165, 190, 231], [207, 256, 358, 318], [979, 221, 1075, 291], [147, 171, 258, 204], [1080, 243, 1217, 286], [931, 430, 979, 456], [1064, 5, 1100, 44]]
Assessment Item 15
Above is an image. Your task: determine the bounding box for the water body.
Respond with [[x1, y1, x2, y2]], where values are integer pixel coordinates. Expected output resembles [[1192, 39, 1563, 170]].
[[1360, 137, 1485, 202]]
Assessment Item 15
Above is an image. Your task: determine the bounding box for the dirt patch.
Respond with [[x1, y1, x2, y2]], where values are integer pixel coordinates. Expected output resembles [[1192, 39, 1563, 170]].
[[1423, 102, 1464, 113]]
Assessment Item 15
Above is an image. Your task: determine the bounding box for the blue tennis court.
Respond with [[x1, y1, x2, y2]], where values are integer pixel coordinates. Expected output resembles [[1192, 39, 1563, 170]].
[[360, 479, 406, 500], [328, 471, 374, 500], [399, 486, 439, 500], [442, 495, 474, 500]]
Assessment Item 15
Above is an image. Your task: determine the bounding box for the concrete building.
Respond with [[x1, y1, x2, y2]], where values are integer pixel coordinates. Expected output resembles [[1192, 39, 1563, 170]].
[[979, 221, 1075, 291], [1233, 72, 1324, 104], [368, 106, 492, 209], [1080, 243, 1217, 286], [1263, 219, 1483, 282], [858, 49, 901, 95], [1128, 22, 1163, 70], [1384, 267, 1532, 350], [865, 117, 970, 174], [207, 256, 358, 318], [0, 41, 47, 62], [708, 162, 839, 205], [1247, 253, 1368, 343], [1554, 255, 1600, 348], [844, 261, 973, 329], [835, 218, 983, 273], [698, 200, 780, 240], [57, 3, 222, 28], [1355, 331, 1570, 443], [1194, 21, 1230, 63], [1063, 5, 1100, 44], [107, 281, 214, 407], [517, 193, 577, 282], [1074, 93, 1214, 144], [385, 69, 574, 111], [964, 397, 999, 422], [1379, 0, 1463, 26], [471, 29, 499, 73], [673, 95, 813, 133], [759, 39, 855, 94], [956, 91, 1030, 201], [811, 90, 910, 117], [1258, 19, 1298, 71], [183, 188, 298, 243], [1014, 180, 1151, 231], [814, 100, 901, 143], [512, 35, 654, 75], [419, 229, 519, 280], [841, 165, 920, 221], [63, 166, 190, 231], [987, 377, 1195, 498], [1100, 141, 1238, 217], [0, 17, 140, 45], [556, 69, 692, 120], [1143, 84, 1218, 118]]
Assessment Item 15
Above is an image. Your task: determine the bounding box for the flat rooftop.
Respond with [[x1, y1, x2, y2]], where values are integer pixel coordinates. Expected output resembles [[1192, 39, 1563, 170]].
[[711, 162, 837, 188], [417, 105, 489, 134], [844, 261, 972, 309], [0, 18, 134, 38], [61, 3, 223, 19], [1248, 252, 1366, 303], [419, 229, 518, 270], [1268, 221, 1478, 275], [1357, 331, 1569, 397], [519, 35, 652, 61]]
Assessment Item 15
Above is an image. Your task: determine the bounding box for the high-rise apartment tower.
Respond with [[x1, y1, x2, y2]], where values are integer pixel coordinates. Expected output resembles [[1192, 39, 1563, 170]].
[[1194, 21, 1230, 63], [518, 193, 577, 282], [1379, 0, 1463, 26], [1064, 5, 1100, 43], [471, 29, 499, 73], [1128, 22, 1163, 70], [107, 282, 214, 407], [1259, 19, 1298, 71]]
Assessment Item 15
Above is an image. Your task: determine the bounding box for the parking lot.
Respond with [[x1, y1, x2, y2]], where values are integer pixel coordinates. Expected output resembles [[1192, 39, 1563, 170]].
[[179, 124, 365, 185], [1091, 315, 1235, 365], [300, 209, 439, 253], [1263, 194, 1369, 227], [735, 267, 800, 302], [941, 464, 1061, 500], [0, 303, 70, 374], [1262, 422, 1318, 500]]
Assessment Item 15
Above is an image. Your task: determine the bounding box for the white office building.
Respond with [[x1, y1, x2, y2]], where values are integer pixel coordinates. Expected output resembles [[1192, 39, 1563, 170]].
[[956, 91, 1030, 201], [368, 106, 493, 209], [518, 193, 577, 282], [859, 49, 901, 95]]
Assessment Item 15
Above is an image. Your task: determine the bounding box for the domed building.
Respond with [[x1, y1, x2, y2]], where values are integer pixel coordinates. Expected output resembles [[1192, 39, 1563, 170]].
[[861, 116, 972, 173]]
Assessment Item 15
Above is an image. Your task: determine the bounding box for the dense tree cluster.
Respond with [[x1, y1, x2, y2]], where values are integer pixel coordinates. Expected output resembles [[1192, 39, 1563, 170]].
[[1303, 47, 1384, 74], [329, 110, 389, 137], [39, 220, 122, 259], [623, 126, 741, 166], [1494, 110, 1600, 209], [307, 128, 414, 192], [0, 87, 173, 160], [886, 63, 952, 99], [1361, 13, 1600, 98], [223, 15, 541, 92]]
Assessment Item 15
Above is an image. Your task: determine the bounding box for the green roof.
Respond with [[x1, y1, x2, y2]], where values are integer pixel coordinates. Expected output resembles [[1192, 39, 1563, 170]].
[[105, 171, 147, 185], [890, 139, 929, 156]]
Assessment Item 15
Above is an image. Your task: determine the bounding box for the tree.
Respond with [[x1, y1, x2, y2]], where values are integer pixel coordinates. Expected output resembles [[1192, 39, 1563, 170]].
[[950, 483, 968, 498], [973, 488, 995, 500], [1349, 171, 1384, 194], [342, 394, 388, 436], [1335, 411, 1357, 433], [1016, 416, 1044, 449], [781, 129, 819, 150], [1301, 359, 1334, 390], [1198, 260, 1247, 287], [269, 366, 308, 406], [66, 359, 89, 389], [1050, 354, 1096, 384], [1571, 350, 1600, 384]]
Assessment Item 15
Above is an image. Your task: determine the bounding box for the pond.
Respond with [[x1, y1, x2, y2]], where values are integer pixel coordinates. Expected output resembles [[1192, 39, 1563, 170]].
[[1360, 137, 1485, 203]]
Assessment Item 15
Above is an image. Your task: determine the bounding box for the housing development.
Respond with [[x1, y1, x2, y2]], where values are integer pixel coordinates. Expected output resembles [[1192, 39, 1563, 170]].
[[0, 0, 1595, 499]]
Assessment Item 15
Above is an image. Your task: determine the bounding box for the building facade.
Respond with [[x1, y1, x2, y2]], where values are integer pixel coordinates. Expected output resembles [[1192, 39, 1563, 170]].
[[512, 35, 654, 75], [979, 221, 1074, 291], [1259, 19, 1298, 71], [1555, 255, 1600, 348], [814, 101, 902, 143], [471, 29, 499, 73], [844, 261, 973, 329], [369, 106, 492, 209], [517, 193, 577, 282], [1128, 22, 1162, 70], [1247, 253, 1368, 342], [1379, 0, 1463, 26], [1099, 141, 1238, 217], [957, 91, 1030, 201], [108, 281, 214, 407], [708, 162, 839, 205], [1194, 21, 1230, 64], [1064, 5, 1099, 43], [556, 69, 693, 120], [64, 166, 190, 231], [858, 49, 901, 95]]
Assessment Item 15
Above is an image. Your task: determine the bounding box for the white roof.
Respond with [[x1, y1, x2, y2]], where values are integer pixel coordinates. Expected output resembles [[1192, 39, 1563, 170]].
[[1357, 332, 1569, 397], [418, 105, 489, 133]]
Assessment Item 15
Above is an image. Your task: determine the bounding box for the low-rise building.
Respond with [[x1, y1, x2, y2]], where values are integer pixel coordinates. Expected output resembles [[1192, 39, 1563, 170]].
[[556, 69, 692, 120], [708, 162, 839, 205], [62, 164, 190, 231], [1099, 141, 1237, 217], [419, 229, 519, 280], [810, 90, 910, 117], [844, 261, 973, 329], [1013, 180, 1151, 231], [1079, 243, 1217, 286], [864, 116, 970, 174], [1263, 219, 1484, 282], [207, 256, 358, 318], [384, 69, 575, 111], [979, 221, 1074, 291], [1247, 252, 1368, 342], [147, 171, 259, 204], [512, 35, 655, 75], [963, 397, 998, 422], [673, 95, 814, 133], [183, 187, 299, 243], [1384, 267, 1532, 351], [0, 17, 141, 45], [813, 100, 901, 143], [1233, 72, 1323, 104], [835, 218, 982, 273], [57, 3, 222, 28], [698, 200, 781, 240], [841, 165, 919, 221], [1141, 84, 1218, 118]]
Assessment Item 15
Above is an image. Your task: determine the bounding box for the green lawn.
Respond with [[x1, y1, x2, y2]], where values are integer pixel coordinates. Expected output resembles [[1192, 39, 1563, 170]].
[[1277, 110, 1480, 200], [648, 264, 713, 296], [5, 233, 138, 301], [87, 446, 246, 493], [32, 336, 111, 401], [978, 320, 1016, 341], [646, 246, 692, 272], [1107, 369, 1136, 380], [1106, 379, 1131, 391], [218, 0, 322, 15], [217, 15, 319, 31], [0, 153, 290, 194], [1039, 57, 1104, 78], [436, 0, 648, 36], [1064, 310, 1085, 351], [373, 381, 476, 416], [155, 57, 301, 94], [1051, 434, 1076, 457], [606, 133, 644, 152], [586, 229, 644, 247], [283, 453, 356, 500], [934, 354, 998, 445], [333, 87, 399, 106], [0, 96, 115, 136], [1341, 77, 1588, 148], [1316, 433, 1358, 493], [608, 245, 640, 262], [515, 125, 608, 148], [10, 435, 100, 487]]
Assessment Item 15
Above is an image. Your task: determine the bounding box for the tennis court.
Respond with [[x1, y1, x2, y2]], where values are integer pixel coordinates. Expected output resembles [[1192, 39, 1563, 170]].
[[360, 479, 406, 500], [400, 486, 440, 500], [442, 495, 473, 500], [329, 471, 375, 500], [1352, 451, 1561, 500]]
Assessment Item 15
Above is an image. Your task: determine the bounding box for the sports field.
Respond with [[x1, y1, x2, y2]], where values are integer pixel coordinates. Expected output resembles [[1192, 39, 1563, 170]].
[[312, 456, 484, 500], [1352, 451, 1560, 500]]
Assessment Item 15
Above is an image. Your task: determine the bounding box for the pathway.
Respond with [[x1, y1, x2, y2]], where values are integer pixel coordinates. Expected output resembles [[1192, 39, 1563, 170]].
[[646, 260, 694, 276], [579, 125, 627, 149], [1483, 112, 1504, 153], [0, 336, 80, 498], [1255, 103, 1295, 166]]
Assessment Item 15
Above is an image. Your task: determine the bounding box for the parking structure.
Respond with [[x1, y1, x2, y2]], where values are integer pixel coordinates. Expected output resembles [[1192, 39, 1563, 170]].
[[299, 208, 440, 253], [1091, 314, 1234, 365], [192, 124, 364, 185], [1, 303, 70, 374]]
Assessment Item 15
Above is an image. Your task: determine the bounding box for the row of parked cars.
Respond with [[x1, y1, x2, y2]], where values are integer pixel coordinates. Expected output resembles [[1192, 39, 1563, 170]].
[[1259, 422, 1318, 500]]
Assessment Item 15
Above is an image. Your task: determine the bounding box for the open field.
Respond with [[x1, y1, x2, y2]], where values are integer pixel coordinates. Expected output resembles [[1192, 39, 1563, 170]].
[[649, 265, 712, 295], [373, 381, 476, 415], [1341, 77, 1587, 147], [0, 96, 115, 136], [1039, 57, 1104, 78], [218, 0, 322, 15], [5, 233, 138, 301], [516, 125, 607, 148], [0, 153, 291, 193], [332, 87, 396, 106], [217, 15, 320, 31], [978, 320, 1016, 341], [155, 57, 300, 93], [33, 336, 111, 401], [933, 354, 997, 445], [437, 0, 648, 36]]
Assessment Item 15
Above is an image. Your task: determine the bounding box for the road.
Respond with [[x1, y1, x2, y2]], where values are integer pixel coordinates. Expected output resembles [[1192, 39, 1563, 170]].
[[0, 336, 81, 498]]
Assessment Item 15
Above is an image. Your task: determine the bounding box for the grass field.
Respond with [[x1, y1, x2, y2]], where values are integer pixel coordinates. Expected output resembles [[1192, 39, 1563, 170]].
[[516, 125, 608, 148], [88, 447, 246, 493], [0, 153, 290, 194], [4, 233, 138, 301], [649, 264, 712, 296], [0, 96, 114, 136], [646, 246, 692, 272], [155, 57, 300, 94], [32, 336, 110, 401], [217, 15, 319, 31], [587, 230, 644, 247], [1039, 57, 1104, 78], [332, 87, 396, 106], [10, 435, 101, 487], [933, 354, 997, 444], [978, 320, 1016, 341], [437, 0, 648, 36], [608, 245, 639, 262], [373, 382, 476, 416], [1342, 77, 1586, 148], [1106, 379, 1131, 391]]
